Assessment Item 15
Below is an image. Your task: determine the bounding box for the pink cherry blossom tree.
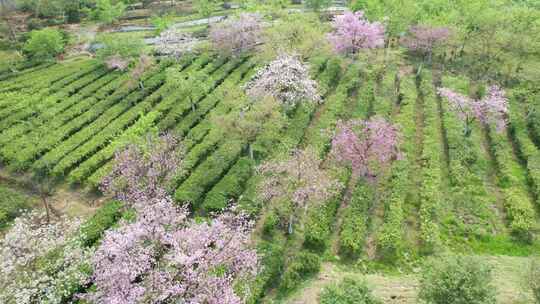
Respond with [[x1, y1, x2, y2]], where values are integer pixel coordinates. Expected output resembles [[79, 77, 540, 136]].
[[438, 85, 509, 136], [245, 53, 321, 109], [331, 117, 402, 180], [100, 132, 183, 204], [209, 13, 263, 56], [89, 132, 259, 303], [258, 148, 342, 234], [327, 11, 385, 56], [87, 197, 258, 304], [400, 25, 451, 63]]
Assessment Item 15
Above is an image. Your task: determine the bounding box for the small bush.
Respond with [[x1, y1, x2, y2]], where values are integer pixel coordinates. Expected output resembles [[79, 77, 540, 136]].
[[0, 185, 31, 228], [419, 255, 496, 304], [91, 0, 126, 24], [280, 251, 321, 292], [319, 277, 381, 304], [262, 210, 280, 236], [78, 200, 123, 247], [23, 28, 65, 61]]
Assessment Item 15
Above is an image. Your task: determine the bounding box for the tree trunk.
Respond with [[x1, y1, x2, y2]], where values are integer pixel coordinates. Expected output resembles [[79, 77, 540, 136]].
[[248, 143, 254, 160], [288, 214, 294, 235], [41, 196, 50, 224]]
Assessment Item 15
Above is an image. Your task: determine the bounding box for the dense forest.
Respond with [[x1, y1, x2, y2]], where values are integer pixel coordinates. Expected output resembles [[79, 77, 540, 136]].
[[0, 0, 539, 303]]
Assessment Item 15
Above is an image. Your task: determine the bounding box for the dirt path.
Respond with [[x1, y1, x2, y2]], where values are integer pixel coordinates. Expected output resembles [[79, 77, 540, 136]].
[[431, 69, 451, 187], [0, 168, 105, 218]]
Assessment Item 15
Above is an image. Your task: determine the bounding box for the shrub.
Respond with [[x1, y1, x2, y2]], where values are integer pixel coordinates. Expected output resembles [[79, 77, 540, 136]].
[[91, 0, 126, 24], [319, 277, 381, 304], [246, 241, 285, 304], [419, 255, 496, 304], [0, 185, 31, 228], [280, 251, 321, 292], [23, 28, 65, 61], [78, 200, 123, 247]]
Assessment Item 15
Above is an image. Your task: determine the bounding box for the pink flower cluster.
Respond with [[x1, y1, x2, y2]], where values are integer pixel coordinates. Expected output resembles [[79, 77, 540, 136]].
[[400, 25, 451, 54], [210, 13, 263, 56], [88, 198, 258, 304], [327, 11, 385, 55], [245, 53, 321, 107], [90, 133, 259, 303], [331, 117, 402, 179], [100, 133, 183, 205], [438, 85, 509, 133]]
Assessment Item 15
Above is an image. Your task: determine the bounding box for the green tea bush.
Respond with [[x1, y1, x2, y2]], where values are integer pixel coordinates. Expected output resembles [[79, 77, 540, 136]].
[[78, 200, 123, 246], [23, 28, 65, 62], [339, 181, 372, 257], [319, 277, 381, 304], [419, 255, 496, 304], [0, 185, 31, 228], [246, 241, 285, 304], [201, 157, 254, 213], [280, 251, 321, 292]]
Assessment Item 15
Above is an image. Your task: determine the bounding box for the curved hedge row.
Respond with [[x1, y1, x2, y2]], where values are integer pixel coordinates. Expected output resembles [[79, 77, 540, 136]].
[[0, 71, 121, 148]]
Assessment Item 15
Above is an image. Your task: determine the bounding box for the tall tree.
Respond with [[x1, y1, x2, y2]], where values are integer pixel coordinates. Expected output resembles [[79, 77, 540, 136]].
[[209, 13, 262, 56], [91, 133, 258, 304], [245, 53, 321, 109], [331, 117, 402, 180], [327, 11, 385, 56]]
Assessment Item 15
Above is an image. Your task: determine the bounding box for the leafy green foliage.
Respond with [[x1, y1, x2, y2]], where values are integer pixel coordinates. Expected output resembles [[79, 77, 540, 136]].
[[95, 34, 144, 63], [23, 28, 64, 61], [339, 180, 372, 257], [201, 157, 254, 213], [150, 14, 174, 35], [319, 277, 381, 304], [78, 200, 123, 247], [280, 251, 321, 293], [90, 0, 126, 24], [0, 185, 31, 228], [419, 255, 496, 304]]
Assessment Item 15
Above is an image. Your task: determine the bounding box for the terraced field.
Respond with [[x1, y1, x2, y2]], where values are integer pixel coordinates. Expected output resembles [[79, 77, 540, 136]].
[[0, 52, 539, 303]]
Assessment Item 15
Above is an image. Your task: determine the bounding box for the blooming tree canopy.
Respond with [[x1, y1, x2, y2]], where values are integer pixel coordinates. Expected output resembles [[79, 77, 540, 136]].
[[91, 133, 258, 303], [209, 13, 263, 56], [100, 133, 183, 204], [245, 53, 321, 108], [327, 11, 385, 55], [331, 117, 402, 179], [88, 197, 258, 304], [438, 85, 509, 136], [258, 148, 342, 233], [400, 25, 451, 55], [0, 212, 92, 304]]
